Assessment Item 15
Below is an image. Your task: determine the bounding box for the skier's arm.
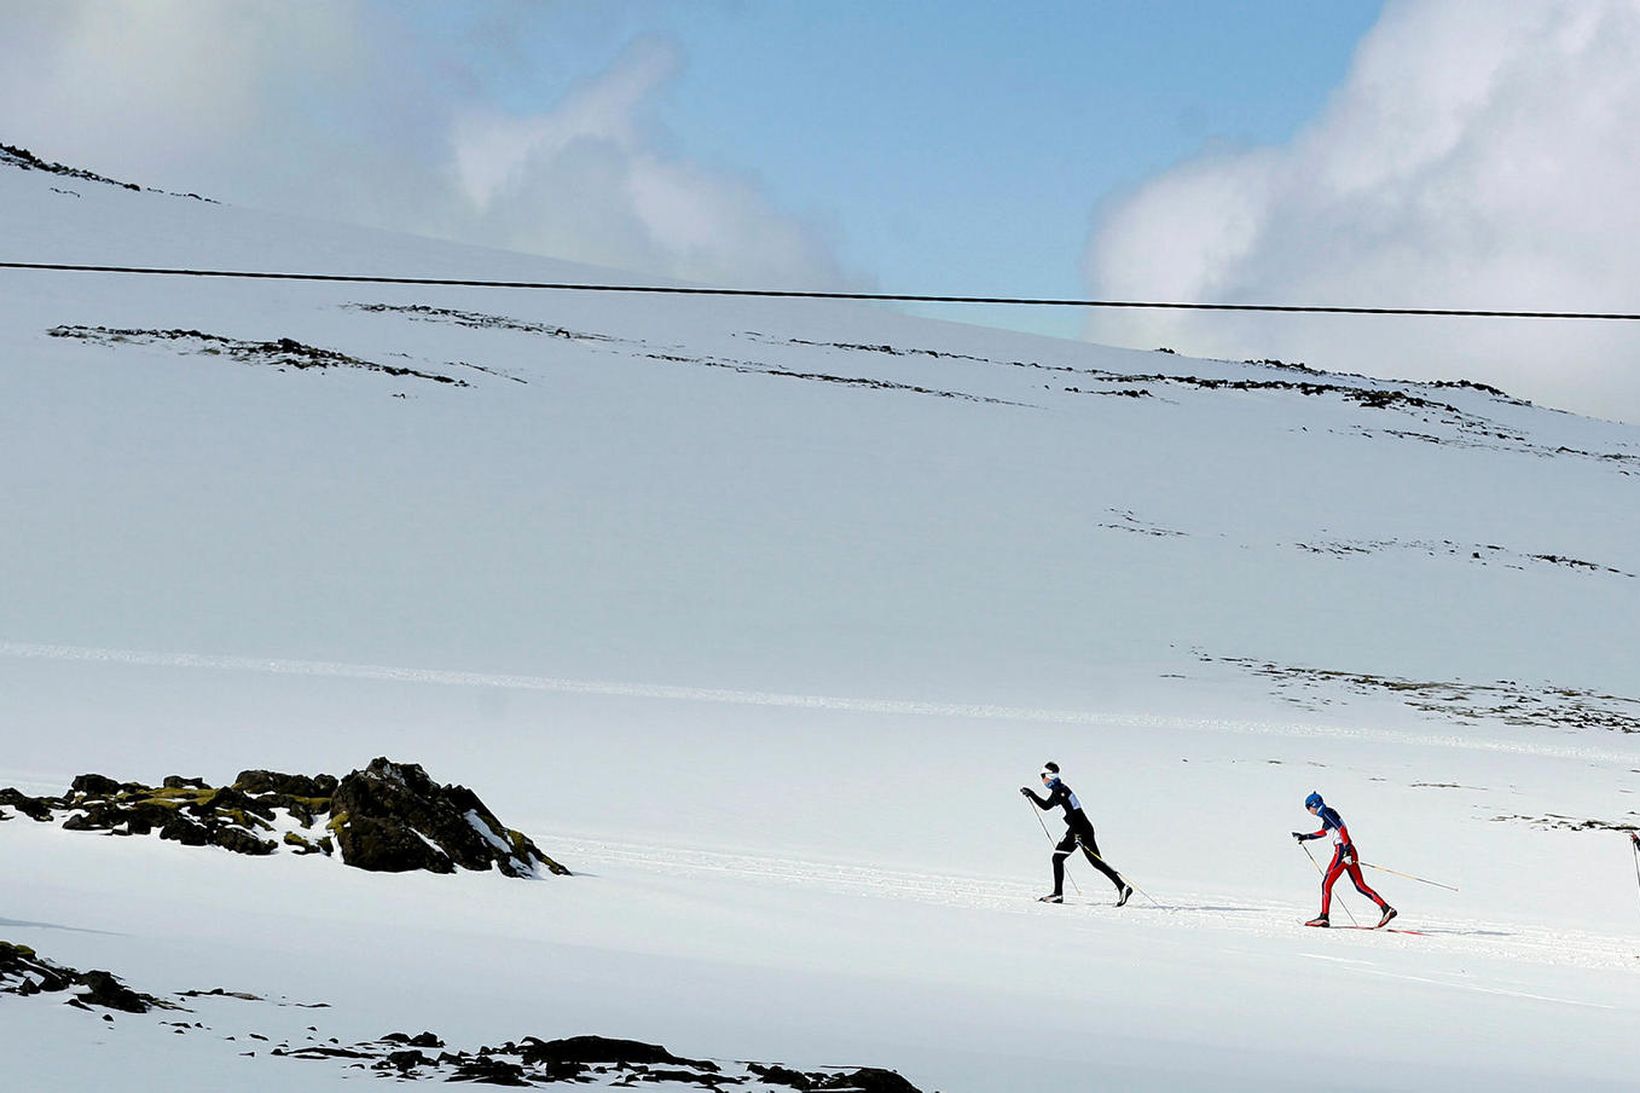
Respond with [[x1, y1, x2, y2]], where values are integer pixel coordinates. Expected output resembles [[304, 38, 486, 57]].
[[1291, 827, 1326, 841]]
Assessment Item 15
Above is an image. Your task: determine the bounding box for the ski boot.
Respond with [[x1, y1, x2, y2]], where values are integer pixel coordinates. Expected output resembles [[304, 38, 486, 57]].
[[1037, 893, 1063, 904], [1116, 884, 1133, 908], [1376, 906, 1398, 929], [1304, 913, 1330, 927]]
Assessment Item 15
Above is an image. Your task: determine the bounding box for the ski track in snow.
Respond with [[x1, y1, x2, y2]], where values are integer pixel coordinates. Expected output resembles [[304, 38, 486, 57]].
[[550, 835, 1640, 977], [2, 640, 1633, 762]]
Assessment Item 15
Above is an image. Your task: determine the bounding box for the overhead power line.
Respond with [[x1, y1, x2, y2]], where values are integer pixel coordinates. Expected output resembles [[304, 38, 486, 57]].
[[3, 260, 1639, 321]]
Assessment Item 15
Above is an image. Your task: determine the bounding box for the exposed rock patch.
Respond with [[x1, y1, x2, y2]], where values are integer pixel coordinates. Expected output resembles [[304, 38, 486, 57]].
[[1214, 656, 1640, 735], [1, 142, 215, 201], [0, 941, 175, 1013], [1489, 813, 1639, 834], [6, 947, 927, 1088], [1096, 508, 1185, 537], [344, 302, 614, 344], [1293, 538, 1635, 579], [733, 332, 1640, 470], [644, 349, 1030, 407], [46, 326, 469, 386], [330, 758, 564, 877], [0, 758, 568, 878], [296, 1032, 927, 1090]]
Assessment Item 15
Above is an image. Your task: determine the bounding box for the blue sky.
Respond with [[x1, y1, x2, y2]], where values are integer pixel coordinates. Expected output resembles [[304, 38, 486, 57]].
[[8, 1, 1639, 419], [403, 1, 1383, 334]]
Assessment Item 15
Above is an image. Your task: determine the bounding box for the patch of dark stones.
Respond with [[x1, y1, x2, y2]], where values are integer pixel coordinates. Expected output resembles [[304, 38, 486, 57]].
[[4, 930, 926, 1087], [0, 941, 174, 1013], [1529, 552, 1631, 576], [17, 965, 930, 1093], [1215, 656, 1640, 736], [0, 758, 569, 878], [750, 333, 1563, 445], [308, 1033, 927, 1090], [46, 326, 469, 386], [344, 302, 614, 345], [1, 142, 215, 201], [1291, 538, 1634, 579], [1096, 508, 1185, 537], [1488, 813, 1640, 834], [643, 350, 1029, 407]]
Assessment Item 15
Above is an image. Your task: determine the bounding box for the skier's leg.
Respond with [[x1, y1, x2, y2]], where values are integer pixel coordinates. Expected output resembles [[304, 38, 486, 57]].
[[1345, 861, 1387, 908], [1078, 832, 1125, 891], [1050, 830, 1076, 897], [1320, 856, 1345, 916]]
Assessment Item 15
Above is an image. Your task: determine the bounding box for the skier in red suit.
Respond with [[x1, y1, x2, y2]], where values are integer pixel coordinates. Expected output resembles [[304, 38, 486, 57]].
[[1293, 792, 1396, 928]]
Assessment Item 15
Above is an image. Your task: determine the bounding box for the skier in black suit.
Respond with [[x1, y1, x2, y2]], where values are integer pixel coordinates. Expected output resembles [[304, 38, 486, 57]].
[[1021, 761, 1132, 906]]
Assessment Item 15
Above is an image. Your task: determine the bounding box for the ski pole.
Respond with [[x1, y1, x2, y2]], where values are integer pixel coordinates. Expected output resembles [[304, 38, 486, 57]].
[[1026, 797, 1081, 896], [1080, 844, 1165, 910], [1359, 861, 1458, 892], [1299, 841, 1358, 926], [1631, 837, 1640, 917]]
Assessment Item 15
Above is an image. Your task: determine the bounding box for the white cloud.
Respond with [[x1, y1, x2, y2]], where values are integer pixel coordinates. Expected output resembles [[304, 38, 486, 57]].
[[1084, 0, 1640, 423], [0, 4, 846, 290], [451, 39, 846, 288]]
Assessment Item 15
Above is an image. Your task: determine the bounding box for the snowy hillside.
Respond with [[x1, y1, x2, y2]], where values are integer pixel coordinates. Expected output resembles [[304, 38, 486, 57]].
[[3, 150, 1638, 1090]]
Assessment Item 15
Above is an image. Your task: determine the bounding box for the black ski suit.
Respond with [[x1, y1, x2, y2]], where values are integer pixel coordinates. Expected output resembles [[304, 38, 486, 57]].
[[1024, 779, 1126, 896]]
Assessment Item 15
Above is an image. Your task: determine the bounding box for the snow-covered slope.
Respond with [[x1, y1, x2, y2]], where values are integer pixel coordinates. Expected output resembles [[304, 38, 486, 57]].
[[3, 154, 1638, 1090]]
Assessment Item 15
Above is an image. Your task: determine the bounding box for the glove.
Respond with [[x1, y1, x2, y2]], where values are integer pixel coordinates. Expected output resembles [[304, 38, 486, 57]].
[[1019, 787, 1033, 797], [1339, 843, 1357, 863], [1291, 832, 1309, 842]]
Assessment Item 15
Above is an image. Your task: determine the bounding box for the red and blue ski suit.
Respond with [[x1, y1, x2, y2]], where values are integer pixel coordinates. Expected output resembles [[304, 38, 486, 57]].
[[1299, 805, 1388, 916]]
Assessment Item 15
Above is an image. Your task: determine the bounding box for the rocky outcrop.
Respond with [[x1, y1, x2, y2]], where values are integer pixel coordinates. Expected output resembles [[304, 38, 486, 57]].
[[47, 326, 469, 386], [277, 1032, 927, 1090], [329, 758, 565, 878], [3, 944, 919, 1089], [0, 759, 567, 879], [0, 941, 174, 1013], [0, 143, 214, 200], [3, 947, 927, 1089]]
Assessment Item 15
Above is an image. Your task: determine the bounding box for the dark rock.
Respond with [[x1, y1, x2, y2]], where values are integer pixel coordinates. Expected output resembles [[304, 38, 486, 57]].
[[749, 1062, 817, 1089], [381, 1031, 444, 1048], [641, 1068, 726, 1087], [447, 1057, 531, 1085], [331, 758, 567, 877], [62, 807, 112, 832], [331, 811, 454, 874], [179, 987, 263, 1000], [70, 773, 126, 797], [378, 1049, 434, 1073], [0, 788, 58, 822], [159, 814, 210, 846], [518, 1035, 715, 1071], [76, 970, 154, 1013], [201, 785, 276, 820], [212, 825, 278, 856], [233, 770, 338, 798], [275, 1045, 375, 1059], [261, 793, 328, 826], [1, 942, 172, 1014], [816, 1068, 923, 1092], [10, 759, 565, 879], [48, 326, 470, 387]]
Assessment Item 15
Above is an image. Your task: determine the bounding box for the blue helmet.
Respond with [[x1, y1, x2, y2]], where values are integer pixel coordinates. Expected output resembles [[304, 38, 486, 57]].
[[1304, 791, 1324, 810]]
